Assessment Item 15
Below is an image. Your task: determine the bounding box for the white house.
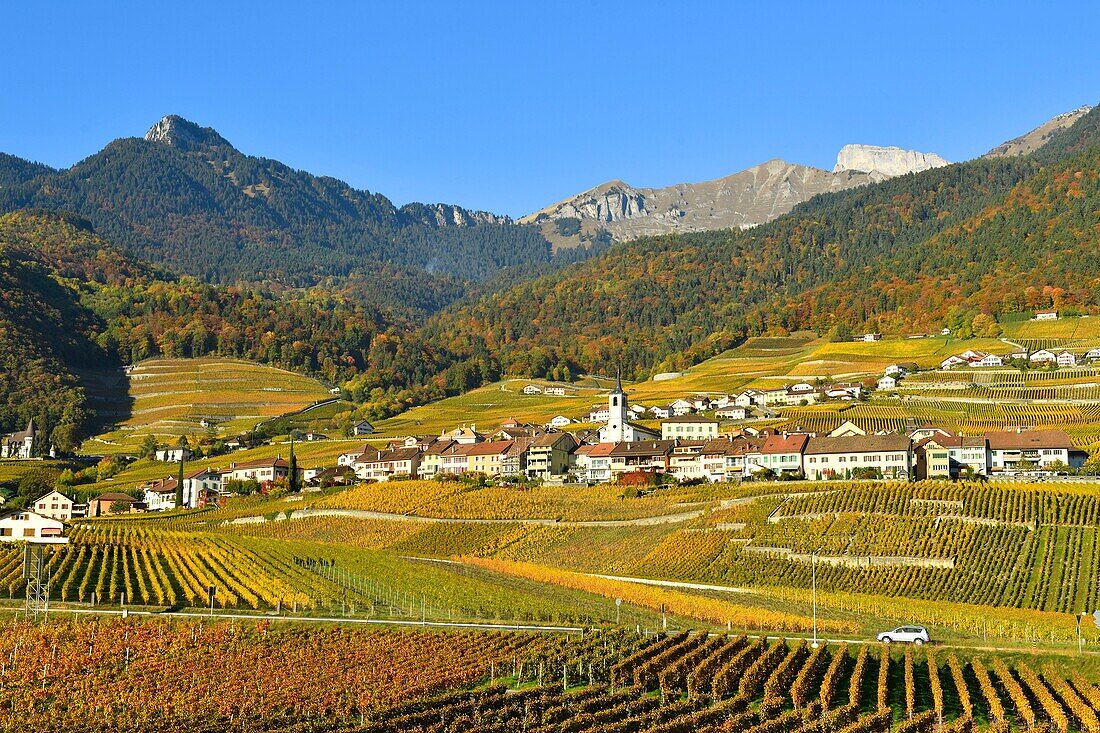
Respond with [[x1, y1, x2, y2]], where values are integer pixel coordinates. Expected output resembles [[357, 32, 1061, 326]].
[[877, 375, 898, 391], [986, 429, 1080, 471], [155, 447, 193, 463], [522, 385, 543, 395], [734, 390, 762, 408], [855, 333, 882, 342], [1034, 310, 1059, 321], [0, 420, 35, 460], [1029, 349, 1057, 365], [352, 420, 375, 436], [142, 478, 178, 511], [669, 399, 695, 416], [1086, 348, 1100, 361], [649, 406, 672, 419], [545, 386, 566, 396], [32, 490, 74, 522], [715, 406, 747, 420], [1057, 351, 1077, 367], [884, 364, 907, 376], [572, 443, 615, 483], [549, 415, 572, 428], [630, 404, 648, 416], [969, 353, 1004, 368], [0, 510, 65, 542], [803, 435, 912, 480], [183, 468, 222, 509], [940, 355, 967, 369], [660, 415, 719, 441], [588, 406, 611, 422]]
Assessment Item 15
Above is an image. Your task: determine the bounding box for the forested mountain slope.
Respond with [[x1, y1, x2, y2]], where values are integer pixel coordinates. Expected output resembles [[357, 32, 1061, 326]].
[[0, 116, 560, 297], [0, 211, 416, 448], [409, 104, 1100, 382]]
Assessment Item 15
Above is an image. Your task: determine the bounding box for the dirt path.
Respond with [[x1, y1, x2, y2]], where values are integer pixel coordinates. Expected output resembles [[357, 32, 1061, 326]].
[[225, 506, 710, 528]]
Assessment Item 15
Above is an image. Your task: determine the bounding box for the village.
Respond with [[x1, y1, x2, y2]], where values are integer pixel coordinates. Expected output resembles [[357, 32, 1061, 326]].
[[4, 317, 1100, 531]]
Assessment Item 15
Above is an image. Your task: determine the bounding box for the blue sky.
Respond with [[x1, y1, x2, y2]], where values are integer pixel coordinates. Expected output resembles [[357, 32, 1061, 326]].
[[3, 1, 1099, 217]]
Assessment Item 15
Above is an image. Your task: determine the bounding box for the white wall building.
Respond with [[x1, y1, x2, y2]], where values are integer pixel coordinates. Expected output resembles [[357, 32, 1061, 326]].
[[0, 510, 65, 541], [32, 490, 73, 522]]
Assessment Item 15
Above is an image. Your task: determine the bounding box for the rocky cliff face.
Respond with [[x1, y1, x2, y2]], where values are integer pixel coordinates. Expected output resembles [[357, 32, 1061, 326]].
[[522, 145, 948, 242], [145, 115, 233, 151], [398, 202, 511, 228], [983, 106, 1094, 158], [833, 144, 950, 177]]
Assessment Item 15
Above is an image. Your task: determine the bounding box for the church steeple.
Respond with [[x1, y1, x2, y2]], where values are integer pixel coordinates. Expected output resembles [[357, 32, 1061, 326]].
[[604, 367, 630, 443]]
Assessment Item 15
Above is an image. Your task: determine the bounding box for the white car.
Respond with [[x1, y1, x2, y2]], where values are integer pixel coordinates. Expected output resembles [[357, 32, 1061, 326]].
[[877, 626, 929, 645]]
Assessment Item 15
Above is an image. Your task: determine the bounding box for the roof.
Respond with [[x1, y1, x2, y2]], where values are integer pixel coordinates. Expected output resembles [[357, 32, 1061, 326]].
[[759, 434, 810, 454], [805, 435, 911, 455], [440, 443, 476, 457], [227, 457, 290, 471], [915, 434, 987, 451], [185, 467, 221, 480], [985, 430, 1073, 450], [575, 442, 617, 457], [466, 440, 515, 457], [424, 439, 458, 456], [356, 447, 421, 463], [609, 440, 675, 457], [0, 508, 63, 524], [94, 492, 138, 503], [142, 478, 178, 494], [32, 489, 72, 503], [532, 432, 575, 448], [660, 414, 719, 424]]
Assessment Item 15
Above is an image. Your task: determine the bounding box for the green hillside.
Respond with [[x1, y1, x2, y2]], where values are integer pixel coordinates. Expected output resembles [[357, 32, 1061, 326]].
[[402, 104, 1100, 391], [83, 358, 334, 455]]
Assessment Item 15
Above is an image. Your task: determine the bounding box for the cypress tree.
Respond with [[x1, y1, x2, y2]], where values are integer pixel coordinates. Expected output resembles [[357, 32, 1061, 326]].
[[289, 436, 299, 493], [175, 456, 185, 509]]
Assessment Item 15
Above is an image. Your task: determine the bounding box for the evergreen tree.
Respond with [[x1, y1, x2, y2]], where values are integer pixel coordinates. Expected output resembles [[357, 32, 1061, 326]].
[[289, 436, 299, 493], [175, 457, 185, 509]]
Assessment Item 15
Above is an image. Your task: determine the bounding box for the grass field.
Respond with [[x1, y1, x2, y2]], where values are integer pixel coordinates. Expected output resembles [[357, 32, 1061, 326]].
[[1003, 315, 1100, 340], [376, 379, 607, 435], [81, 358, 334, 454]]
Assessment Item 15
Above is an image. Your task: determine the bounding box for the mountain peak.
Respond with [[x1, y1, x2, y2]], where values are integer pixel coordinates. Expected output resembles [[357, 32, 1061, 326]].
[[144, 115, 233, 151]]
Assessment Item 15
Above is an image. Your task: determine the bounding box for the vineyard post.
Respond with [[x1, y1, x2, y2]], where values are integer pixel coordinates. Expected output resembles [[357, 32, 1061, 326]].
[[615, 597, 621, 625], [1077, 613, 1084, 655], [811, 550, 819, 648]]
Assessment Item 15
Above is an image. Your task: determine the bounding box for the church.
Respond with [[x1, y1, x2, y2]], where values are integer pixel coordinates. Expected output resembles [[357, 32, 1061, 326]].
[[598, 374, 659, 444]]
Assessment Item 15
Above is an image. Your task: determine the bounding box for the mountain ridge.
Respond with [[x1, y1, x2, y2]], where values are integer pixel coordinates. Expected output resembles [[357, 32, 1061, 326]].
[[0, 115, 555, 294], [521, 143, 949, 242]]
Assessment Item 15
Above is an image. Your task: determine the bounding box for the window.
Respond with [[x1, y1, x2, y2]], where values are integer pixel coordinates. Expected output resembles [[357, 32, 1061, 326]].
[[0, 529, 9, 537], [38, 503, 46, 509], [23, 528, 34, 537]]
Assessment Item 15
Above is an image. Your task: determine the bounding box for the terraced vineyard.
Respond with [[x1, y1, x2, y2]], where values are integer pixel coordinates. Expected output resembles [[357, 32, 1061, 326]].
[[83, 357, 334, 454], [639, 482, 1100, 616], [11, 618, 1100, 733]]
